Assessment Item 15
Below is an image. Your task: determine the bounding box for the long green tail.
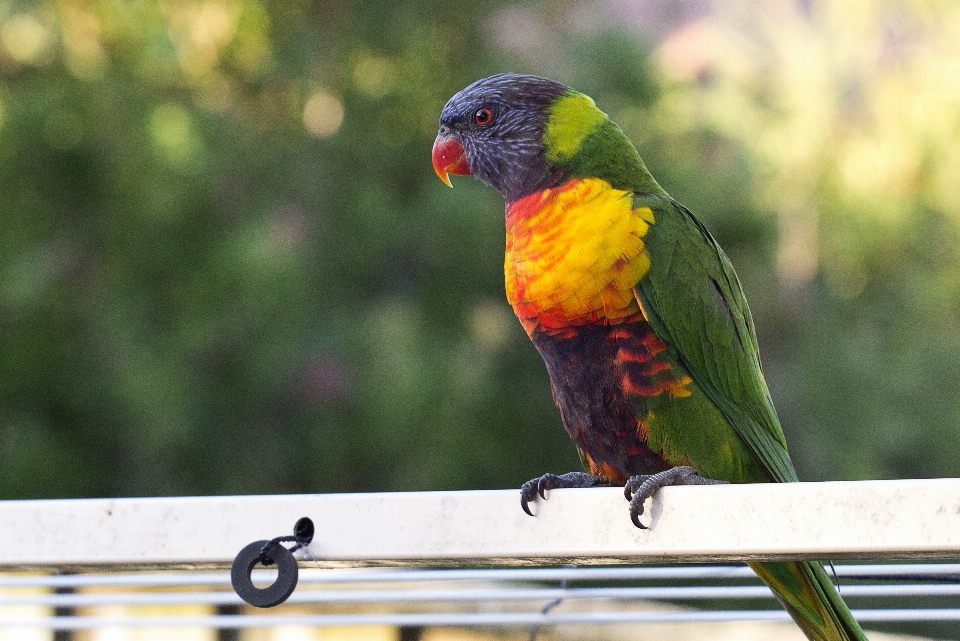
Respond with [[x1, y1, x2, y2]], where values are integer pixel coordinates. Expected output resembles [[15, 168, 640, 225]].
[[749, 561, 868, 641]]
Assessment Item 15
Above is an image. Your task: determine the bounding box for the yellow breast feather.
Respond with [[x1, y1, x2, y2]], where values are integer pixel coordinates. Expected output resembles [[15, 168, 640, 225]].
[[505, 178, 655, 335]]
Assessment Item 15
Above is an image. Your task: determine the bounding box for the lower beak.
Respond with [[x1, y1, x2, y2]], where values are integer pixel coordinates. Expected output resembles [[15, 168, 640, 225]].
[[432, 134, 471, 187]]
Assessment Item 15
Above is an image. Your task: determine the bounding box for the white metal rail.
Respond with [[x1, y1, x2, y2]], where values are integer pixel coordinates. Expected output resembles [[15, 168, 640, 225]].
[[2, 479, 958, 569], [1, 479, 959, 632]]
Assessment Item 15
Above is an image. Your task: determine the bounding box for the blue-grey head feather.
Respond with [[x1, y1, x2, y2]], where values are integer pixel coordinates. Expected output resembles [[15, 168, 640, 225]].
[[438, 73, 568, 202]]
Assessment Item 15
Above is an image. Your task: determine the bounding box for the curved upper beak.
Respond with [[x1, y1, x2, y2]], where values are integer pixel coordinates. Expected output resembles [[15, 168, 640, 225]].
[[431, 134, 472, 187]]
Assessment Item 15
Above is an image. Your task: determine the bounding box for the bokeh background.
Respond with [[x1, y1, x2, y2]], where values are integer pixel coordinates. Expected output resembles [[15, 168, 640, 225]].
[[3, 0, 960, 505]]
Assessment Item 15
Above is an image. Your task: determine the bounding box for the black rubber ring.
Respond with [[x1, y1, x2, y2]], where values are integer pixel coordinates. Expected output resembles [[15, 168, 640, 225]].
[[230, 540, 299, 607]]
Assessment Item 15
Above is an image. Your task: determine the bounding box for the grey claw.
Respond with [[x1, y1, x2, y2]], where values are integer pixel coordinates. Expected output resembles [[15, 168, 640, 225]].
[[519, 472, 613, 518], [628, 492, 648, 529], [520, 479, 541, 516], [623, 467, 727, 529]]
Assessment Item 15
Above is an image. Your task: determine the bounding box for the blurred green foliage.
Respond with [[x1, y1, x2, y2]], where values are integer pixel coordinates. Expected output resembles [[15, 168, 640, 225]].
[[2, 0, 960, 503]]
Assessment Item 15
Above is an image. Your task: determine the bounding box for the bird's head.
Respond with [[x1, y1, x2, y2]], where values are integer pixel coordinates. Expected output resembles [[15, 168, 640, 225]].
[[432, 73, 665, 202], [432, 74, 570, 203]]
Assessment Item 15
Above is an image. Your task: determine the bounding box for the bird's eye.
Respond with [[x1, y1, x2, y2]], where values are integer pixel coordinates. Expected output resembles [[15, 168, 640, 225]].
[[474, 107, 493, 126]]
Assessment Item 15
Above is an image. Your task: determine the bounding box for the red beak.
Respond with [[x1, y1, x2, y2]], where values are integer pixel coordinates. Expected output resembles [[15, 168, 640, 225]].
[[431, 134, 471, 187]]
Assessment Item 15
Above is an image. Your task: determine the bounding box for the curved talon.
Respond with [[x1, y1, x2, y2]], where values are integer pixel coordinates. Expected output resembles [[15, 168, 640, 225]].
[[519, 472, 611, 517], [630, 506, 647, 529], [520, 479, 542, 516], [537, 473, 562, 499], [624, 466, 728, 529], [627, 485, 650, 529]]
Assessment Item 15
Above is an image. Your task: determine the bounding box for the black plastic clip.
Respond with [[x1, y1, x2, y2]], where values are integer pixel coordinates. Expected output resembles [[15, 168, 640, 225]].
[[230, 516, 314, 608]]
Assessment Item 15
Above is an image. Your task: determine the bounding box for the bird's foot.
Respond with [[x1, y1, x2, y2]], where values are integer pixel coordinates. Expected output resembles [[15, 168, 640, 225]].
[[520, 472, 612, 516], [623, 466, 728, 529]]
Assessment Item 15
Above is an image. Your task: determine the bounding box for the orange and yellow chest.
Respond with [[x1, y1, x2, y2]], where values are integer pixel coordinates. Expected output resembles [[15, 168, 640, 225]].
[[505, 178, 656, 336]]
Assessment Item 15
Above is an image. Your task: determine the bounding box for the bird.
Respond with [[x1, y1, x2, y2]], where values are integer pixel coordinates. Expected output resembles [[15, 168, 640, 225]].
[[431, 73, 867, 641]]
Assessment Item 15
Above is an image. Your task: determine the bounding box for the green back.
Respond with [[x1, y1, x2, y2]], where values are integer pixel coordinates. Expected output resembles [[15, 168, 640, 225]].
[[543, 92, 796, 483], [633, 194, 797, 483]]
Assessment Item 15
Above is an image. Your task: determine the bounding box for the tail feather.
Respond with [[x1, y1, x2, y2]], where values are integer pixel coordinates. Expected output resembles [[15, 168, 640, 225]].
[[749, 561, 868, 641]]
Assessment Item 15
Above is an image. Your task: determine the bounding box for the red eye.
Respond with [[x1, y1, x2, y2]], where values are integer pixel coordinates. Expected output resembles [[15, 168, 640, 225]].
[[474, 107, 493, 126]]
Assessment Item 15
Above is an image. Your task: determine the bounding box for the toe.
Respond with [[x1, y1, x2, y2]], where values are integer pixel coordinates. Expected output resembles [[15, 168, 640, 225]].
[[520, 479, 541, 516], [623, 474, 650, 502], [628, 494, 648, 529], [537, 473, 561, 499]]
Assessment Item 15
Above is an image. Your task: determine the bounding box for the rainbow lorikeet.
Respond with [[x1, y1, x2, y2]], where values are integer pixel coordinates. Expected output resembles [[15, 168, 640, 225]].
[[432, 74, 867, 641]]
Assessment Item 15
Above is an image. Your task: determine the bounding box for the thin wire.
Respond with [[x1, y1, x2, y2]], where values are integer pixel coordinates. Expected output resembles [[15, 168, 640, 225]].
[[842, 573, 960, 584], [829, 560, 841, 594], [7, 563, 960, 589], [7, 581, 960, 609], [5, 608, 960, 630], [529, 564, 574, 641]]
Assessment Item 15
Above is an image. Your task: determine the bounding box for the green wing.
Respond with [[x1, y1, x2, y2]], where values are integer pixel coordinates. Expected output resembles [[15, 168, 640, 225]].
[[633, 193, 798, 484]]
